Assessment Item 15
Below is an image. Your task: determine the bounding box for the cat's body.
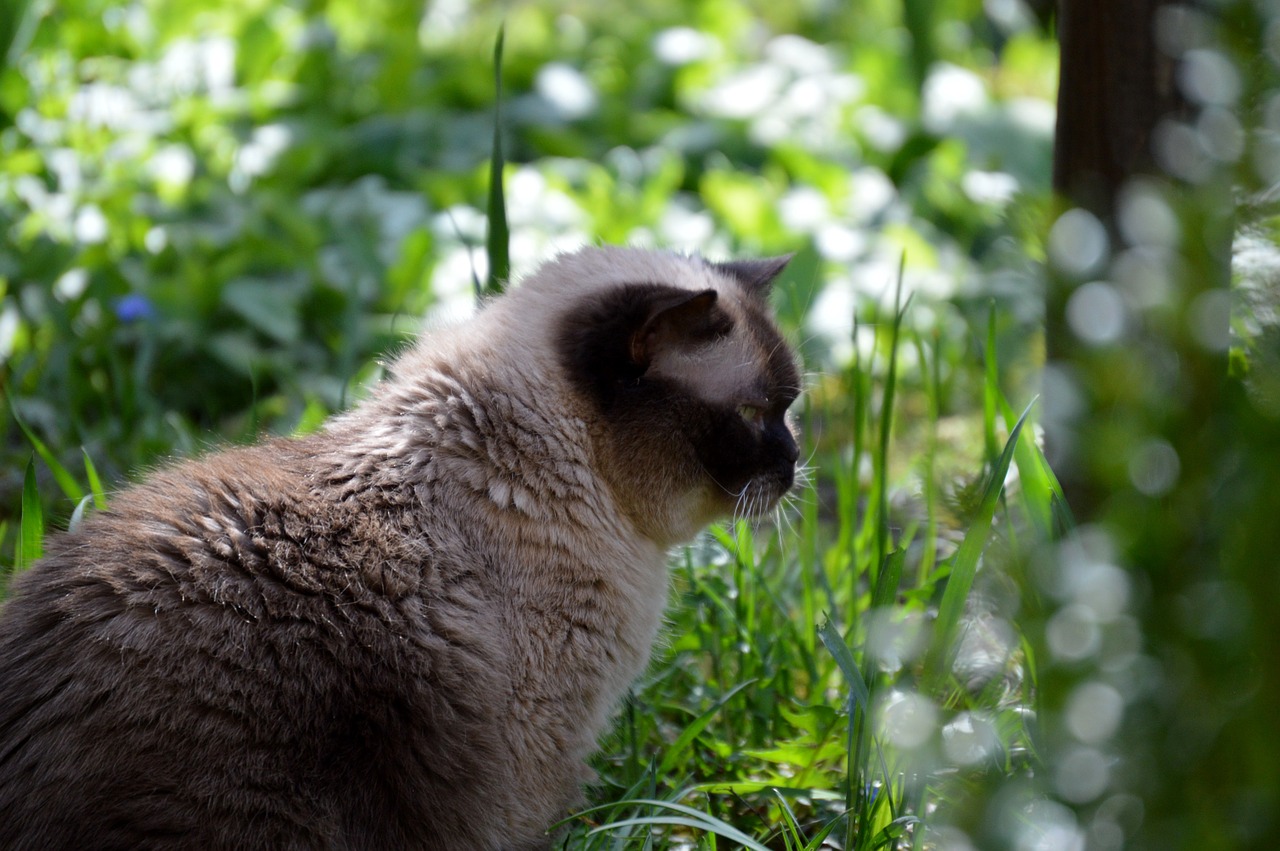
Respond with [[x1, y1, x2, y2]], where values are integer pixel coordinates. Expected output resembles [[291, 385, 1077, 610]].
[[0, 247, 800, 849]]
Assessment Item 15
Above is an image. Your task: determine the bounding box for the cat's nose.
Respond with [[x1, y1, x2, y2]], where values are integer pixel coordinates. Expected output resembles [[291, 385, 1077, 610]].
[[766, 419, 800, 465]]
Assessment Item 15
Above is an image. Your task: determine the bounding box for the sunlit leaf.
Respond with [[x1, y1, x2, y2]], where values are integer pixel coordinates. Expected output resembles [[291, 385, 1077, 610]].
[[17, 457, 42, 570]]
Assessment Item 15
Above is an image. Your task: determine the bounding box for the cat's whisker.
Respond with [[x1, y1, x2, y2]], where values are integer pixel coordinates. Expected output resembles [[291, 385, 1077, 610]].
[[762, 335, 792, 361], [731, 482, 753, 527], [793, 461, 816, 491], [772, 498, 796, 542], [798, 371, 825, 394]]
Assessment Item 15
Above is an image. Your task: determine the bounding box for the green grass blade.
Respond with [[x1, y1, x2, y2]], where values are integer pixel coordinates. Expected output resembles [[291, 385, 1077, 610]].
[[687, 782, 841, 798], [773, 789, 805, 850], [818, 619, 871, 713], [924, 397, 1037, 695], [292, 397, 330, 437], [998, 390, 1072, 537], [819, 617, 872, 846], [82, 448, 108, 510], [0, 0, 37, 73], [1050, 491, 1078, 536], [983, 302, 999, 463], [18, 457, 43, 570], [10, 400, 84, 502], [871, 547, 905, 612], [587, 799, 771, 850], [872, 815, 921, 850], [874, 255, 911, 578], [483, 24, 509, 298], [913, 329, 941, 586], [657, 680, 755, 775], [801, 817, 841, 850]]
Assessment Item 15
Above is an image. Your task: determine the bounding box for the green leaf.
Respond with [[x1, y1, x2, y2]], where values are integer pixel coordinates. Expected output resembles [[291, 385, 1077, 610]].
[[872, 814, 921, 850], [292, 397, 330, 436], [983, 301, 1000, 463], [874, 255, 912, 578], [773, 788, 806, 850], [924, 397, 1038, 694], [0, 0, 37, 71], [10, 399, 84, 503], [17, 457, 43, 570], [82, 448, 107, 511], [997, 392, 1061, 539], [222, 277, 303, 344], [483, 24, 509, 298], [871, 547, 905, 612], [818, 619, 871, 714], [688, 782, 842, 799]]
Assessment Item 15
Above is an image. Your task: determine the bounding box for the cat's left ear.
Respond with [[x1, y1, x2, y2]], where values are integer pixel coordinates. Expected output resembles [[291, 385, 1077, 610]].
[[714, 255, 793, 298], [629, 289, 720, 366]]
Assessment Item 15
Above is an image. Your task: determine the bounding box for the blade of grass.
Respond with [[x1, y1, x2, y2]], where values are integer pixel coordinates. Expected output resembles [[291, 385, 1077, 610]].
[[587, 799, 772, 850], [801, 816, 841, 851], [923, 397, 1038, 695], [773, 789, 806, 851], [17, 457, 43, 570], [483, 24, 509, 298], [872, 814, 921, 850], [797, 398, 822, 677], [657, 680, 755, 775], [10, 400, 84, 503], [998, 391, 1069, 538], [820, 617, 886, 849], [82, 448, 107, 510], [874, 255, 911, 584], [871, 547, 905, 612], [912, 329, 941, 586], [0, 0, 37, 76], [558, 761, 661, 849], [846, 306, 873, 627], [982, 302, 1000, 464], [689, 782, 842, 799], [818, 619, 872, 715]]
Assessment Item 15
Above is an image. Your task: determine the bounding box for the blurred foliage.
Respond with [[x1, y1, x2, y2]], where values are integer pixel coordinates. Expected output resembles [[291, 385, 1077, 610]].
[[0, 0, 1059, 502], [1038, 2, 1280, 847]]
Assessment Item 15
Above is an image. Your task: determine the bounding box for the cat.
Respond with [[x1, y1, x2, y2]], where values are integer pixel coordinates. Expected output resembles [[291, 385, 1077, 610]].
[[0, 246, 801, 850]]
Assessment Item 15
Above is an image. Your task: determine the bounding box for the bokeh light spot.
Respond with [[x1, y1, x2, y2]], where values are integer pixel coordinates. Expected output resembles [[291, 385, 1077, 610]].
[[1128, 439, 1181, 496], [1065, 681, 1125, 743], [1049, 209, 1109, 279], [1066, 281, 1127, 345]]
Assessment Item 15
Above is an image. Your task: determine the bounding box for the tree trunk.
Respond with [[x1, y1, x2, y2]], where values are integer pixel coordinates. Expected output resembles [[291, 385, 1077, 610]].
[[1048, 0, 1191, 515], [1052, 0, 1185, 219]]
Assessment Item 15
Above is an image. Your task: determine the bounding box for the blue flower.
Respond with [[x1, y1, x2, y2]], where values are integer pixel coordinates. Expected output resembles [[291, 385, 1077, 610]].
[[114, 293, 155, 323]]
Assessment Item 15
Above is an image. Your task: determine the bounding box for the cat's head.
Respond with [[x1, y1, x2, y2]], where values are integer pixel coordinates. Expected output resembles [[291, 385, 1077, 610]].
[[543, 247, 802, 545]]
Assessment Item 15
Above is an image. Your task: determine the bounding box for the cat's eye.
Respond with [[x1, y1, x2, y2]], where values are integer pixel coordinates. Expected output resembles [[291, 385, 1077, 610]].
[[737, 404, 765, 425]]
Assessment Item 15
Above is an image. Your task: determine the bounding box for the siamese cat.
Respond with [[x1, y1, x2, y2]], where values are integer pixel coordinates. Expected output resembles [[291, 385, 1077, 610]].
[[0, 246, 801, 849]]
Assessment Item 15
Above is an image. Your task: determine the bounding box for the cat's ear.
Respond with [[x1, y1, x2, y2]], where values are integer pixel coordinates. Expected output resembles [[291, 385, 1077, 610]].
[[714, 255, 793, 298], [629, 289, 719, 366]]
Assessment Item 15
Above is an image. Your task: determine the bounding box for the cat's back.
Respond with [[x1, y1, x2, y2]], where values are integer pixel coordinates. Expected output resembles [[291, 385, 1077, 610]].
[[0, 440, 508, 850]]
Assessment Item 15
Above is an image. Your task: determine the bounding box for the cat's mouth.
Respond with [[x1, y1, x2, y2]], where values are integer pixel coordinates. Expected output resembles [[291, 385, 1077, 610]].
[[730, 465, 797, 521]]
